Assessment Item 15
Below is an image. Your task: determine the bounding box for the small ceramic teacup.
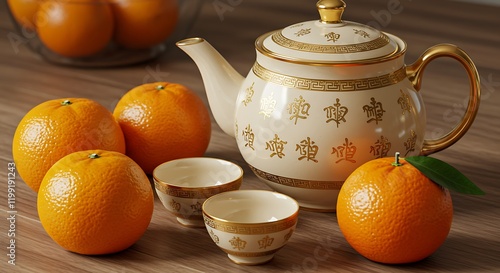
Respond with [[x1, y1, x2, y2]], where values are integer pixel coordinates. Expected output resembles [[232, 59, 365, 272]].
[[202, 190, 299, 265], [153, 157, 243, 227]]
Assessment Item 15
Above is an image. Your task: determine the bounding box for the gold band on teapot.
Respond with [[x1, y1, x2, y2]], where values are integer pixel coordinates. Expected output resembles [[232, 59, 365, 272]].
[[252, 62, 406, 92], [249, 164, 344, 190], [271, 31, 391, 54]]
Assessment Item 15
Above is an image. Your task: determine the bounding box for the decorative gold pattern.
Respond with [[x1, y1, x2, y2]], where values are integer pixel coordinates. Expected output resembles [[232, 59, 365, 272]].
[[252, 62, 406, 92], [266, 134, 288, 159], [249, 164, 344, 190], [230, 237, 247, 250], [258, 236, 274, 249], [242, 124, 255, 150], [324, 98, 348, 127], [259, 92, 276, 119], [363, 97, 385, 124], [404, 130, 417, 156], [296, 137, 319, 163], [370, 135, 392, 158], [295, 28, 311, 37], [209, 229, 220, 244], [203, 214, 297, 235], [272, 31, 390, 54], [288, 95, 310, 125], [154, 179, 241, 199], [331, 138, 356, 163], [242, 82, 255, 106], [397, 89, 413, 115]]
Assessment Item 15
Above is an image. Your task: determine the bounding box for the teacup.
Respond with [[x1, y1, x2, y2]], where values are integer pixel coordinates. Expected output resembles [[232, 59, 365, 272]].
[[153, 157, 243, 227], [202, 190, 299, 265]]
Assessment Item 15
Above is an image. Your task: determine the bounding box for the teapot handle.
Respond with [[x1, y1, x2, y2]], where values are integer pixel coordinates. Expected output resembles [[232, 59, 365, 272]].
[[406, 44, 481, 155]]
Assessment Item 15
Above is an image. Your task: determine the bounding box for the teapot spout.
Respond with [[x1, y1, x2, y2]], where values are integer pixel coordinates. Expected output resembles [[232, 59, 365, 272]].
[[176, 38, 244, 138]]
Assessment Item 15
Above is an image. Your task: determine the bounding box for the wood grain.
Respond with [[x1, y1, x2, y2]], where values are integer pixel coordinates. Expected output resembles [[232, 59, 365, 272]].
[[1, 0, 499, 272]]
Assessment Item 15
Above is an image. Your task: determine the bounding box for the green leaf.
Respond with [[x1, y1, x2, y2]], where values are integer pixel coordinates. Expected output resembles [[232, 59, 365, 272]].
[[405, 156, 485, 195]]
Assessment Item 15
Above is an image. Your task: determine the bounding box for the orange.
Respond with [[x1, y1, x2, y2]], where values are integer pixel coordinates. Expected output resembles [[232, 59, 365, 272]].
[[36, 0, 114, 57], [336, 156, 453, 264], [110, 0, 179, 49], [7, 0, 40, 30], [12, 98, 125, 192], [38, 150, 154, 255], [113, 82, 211, 174]]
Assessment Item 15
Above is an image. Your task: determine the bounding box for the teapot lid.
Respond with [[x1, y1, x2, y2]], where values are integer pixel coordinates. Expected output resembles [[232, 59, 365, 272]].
[[256, 0, 404, 64]]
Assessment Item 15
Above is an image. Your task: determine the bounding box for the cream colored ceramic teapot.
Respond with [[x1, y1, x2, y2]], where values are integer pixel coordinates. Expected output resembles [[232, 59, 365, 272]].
[[177, 0, 480, 211]]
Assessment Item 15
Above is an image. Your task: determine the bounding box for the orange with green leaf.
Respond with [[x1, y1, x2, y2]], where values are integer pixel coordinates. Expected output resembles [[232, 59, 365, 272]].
[[336, 152, 484, 264]]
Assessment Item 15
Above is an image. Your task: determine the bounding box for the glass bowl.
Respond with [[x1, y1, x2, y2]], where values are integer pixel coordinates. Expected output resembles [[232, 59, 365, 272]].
[[7, 0, 203, 67]]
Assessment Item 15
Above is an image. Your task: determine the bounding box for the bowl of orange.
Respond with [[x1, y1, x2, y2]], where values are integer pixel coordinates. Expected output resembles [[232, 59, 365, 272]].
[[7, 0, 203, 67]]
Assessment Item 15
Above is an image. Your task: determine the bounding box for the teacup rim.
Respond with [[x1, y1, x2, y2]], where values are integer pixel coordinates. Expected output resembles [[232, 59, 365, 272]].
[[202, 189, 300, 226], [152, 157, 244, 191]]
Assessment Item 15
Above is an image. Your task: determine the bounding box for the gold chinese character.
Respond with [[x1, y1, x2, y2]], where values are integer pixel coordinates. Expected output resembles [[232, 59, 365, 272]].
[[397, 89, 413, 116], [242, 124, 255, 150], [259, 92, 276, 119], [266, 134, 288, 158], [242, 82, 255, 106], [295, 28, 311, 37], [404, 130, 417, 156], [296, 137, 319, 163], [288, 95, 311, 125], [258, 235, 274, 249], [363, 97, 385, 124], [229, 236, 247, 250], [191, 201, 202, 213], [353, 29, 370, 38], [169, 199, 181, 212], [324, 98, 348, 128], [325, 32, 341, 42], [331, 138, 357, 163], [370, 135, 392, 158]]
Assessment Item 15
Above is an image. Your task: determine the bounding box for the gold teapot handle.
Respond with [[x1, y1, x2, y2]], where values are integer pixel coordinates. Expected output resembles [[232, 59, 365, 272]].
[[406, 44, 481, 155]]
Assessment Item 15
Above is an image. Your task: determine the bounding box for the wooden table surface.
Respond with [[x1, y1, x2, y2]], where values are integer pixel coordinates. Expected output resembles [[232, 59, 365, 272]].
[[1, 0, 499, 272]]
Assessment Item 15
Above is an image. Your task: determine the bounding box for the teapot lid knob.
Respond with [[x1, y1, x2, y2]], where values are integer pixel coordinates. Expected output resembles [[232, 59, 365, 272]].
[[317, 0, 346, 24]]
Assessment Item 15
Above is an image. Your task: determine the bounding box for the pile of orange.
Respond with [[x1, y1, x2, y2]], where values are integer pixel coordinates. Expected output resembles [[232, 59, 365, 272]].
[[13, 82, 211, 254], [7, 0, 179, 57]]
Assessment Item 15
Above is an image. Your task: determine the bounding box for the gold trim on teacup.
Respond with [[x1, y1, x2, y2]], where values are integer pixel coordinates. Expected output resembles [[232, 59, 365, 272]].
[[249, 164, 344, 190], [203, 214, 298, 235], [272, 31, 391, 54], [222, 247, 283, 257], [252, 62, 407, 92], [154, 178, 242, 199]]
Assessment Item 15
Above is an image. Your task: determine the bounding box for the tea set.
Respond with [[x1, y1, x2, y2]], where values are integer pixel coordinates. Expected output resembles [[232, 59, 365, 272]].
[[154, 0, 480, 265]]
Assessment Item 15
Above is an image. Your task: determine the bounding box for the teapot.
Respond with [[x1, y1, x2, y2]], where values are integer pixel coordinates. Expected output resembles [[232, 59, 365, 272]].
[[176, 0, 480, 211]]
